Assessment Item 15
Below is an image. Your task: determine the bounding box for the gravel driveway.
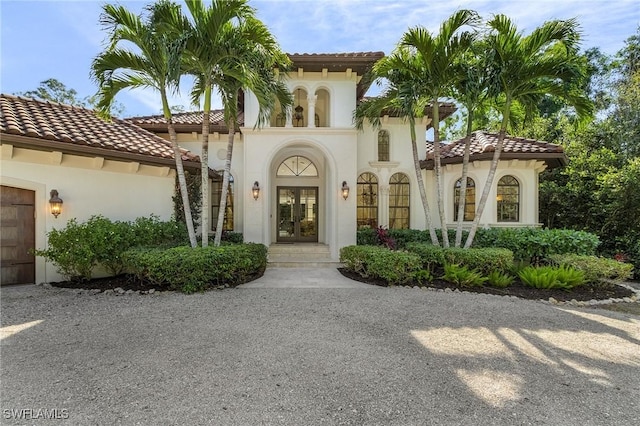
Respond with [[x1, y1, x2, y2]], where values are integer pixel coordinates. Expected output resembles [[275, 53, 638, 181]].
[[2, 278, 639, 425]]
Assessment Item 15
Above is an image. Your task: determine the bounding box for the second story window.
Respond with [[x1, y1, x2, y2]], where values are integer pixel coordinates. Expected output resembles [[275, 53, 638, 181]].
[[378, 130, 389, 161]]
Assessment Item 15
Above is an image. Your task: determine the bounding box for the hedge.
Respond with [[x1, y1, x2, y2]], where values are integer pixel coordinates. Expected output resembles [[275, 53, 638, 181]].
[[548, 254, 633, 285], [124, 243, 267, 293], [339, 245, 421, 286], [405, 243, 514, 274]]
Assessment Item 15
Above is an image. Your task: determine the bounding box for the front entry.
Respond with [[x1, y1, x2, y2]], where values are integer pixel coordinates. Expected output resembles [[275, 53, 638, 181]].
[[277, 187, 318, 242], [1, 186, 36, 285]]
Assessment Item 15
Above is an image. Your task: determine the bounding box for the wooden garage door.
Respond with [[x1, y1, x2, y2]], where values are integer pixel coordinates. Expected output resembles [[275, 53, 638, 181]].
[[1, 186, 36, 285]]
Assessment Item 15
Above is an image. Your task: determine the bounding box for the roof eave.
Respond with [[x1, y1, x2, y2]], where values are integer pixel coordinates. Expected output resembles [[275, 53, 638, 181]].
[[420, 152, 568, 170]]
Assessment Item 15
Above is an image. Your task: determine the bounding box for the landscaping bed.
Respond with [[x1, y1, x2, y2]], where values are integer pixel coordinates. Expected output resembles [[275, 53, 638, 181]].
[[338, 267, 635, 302]]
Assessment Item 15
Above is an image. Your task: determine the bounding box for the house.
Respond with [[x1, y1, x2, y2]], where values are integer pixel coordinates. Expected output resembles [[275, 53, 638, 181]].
[[0, 52, 567, 285]]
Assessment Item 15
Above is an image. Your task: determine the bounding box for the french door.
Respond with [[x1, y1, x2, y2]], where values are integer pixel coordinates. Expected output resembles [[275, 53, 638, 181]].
[[277, 187, 318, 242]]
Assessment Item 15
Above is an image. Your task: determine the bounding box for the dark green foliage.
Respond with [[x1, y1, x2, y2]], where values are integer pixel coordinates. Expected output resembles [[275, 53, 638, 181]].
[[472, 227, 599, 264], [413, 269, 433, 285], [442, 264, 487, 287], [518, 265, 585, 290], [207, 231, 243, 245], [173, 169, 201, 229], [548, 254, 633, 285], [357, 228, 464, 249], [34, 215, 187, 281], [124, 243, 267, 293], [405, 243, 446, 272], [486, 270, 515, 288], [339, 245, 421, 286], [443, 247, 514, 275]]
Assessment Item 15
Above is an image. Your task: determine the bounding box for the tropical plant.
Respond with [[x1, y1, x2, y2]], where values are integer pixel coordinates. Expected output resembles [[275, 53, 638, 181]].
[[91, 1, 198, 247], [355, 51, 440, 245], [401, 10, 479, 247], [486, 270, 514, 288], [181, 0, 292, 246], [442, 263, 487, 287], [464, 15, 592, 248], [518, 265, 585, 289]]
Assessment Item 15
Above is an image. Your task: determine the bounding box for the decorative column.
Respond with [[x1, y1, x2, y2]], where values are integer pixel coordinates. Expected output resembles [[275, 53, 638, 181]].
[[379, 184, 390, 228], [307, 94, 317, 128]]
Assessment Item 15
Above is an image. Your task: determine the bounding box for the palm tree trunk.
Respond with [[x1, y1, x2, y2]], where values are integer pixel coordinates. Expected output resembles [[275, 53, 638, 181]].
[[214, 120, 235, 247], [201, 108, 210, 247], [410, 116, 439, 246], [167, 119, 198, 248], [464, 103, 511, 248], [455, 116, 474, 247], [432, 101, 449, 248]]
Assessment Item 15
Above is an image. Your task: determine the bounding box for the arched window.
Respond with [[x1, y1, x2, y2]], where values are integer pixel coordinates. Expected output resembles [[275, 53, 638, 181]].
[[276, 156, 318, 177], [357, 173, 378, 229], [211, 174, 234, 231], [389, 173, 410, 229], [378, 130, 390, 161], [497, 175, 520, 222], [454, 177, 476, 221]]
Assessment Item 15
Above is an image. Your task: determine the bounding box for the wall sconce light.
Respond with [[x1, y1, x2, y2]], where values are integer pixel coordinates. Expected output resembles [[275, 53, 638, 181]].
[[496, 194, 503, 202], [341, 181, 350, 200], [252, 181, 260, 200], [49, 189, 63, 218]]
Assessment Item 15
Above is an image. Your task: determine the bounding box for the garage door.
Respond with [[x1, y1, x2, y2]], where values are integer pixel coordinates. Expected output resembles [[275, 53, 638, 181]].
[[1, 186, 36, 285]]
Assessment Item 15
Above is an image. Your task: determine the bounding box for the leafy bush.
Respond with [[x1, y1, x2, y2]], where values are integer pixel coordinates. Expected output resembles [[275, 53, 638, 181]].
[[442, 264, 487, 287], [443, 247, 514, 275], [375, 226, 396, 249], [358, 228, 463, 249], [473, 227, 600, 264], [35, 215, 187, 281], [124, 243, 267, 293], [405, 243, 445, 272], [34, 218, 95, 281], [340, 245, 421, 286], [518, 265, 585, 290], [548, 254, 633, 284], [413, 269, 433, 285], [486, 270, 514, 288]]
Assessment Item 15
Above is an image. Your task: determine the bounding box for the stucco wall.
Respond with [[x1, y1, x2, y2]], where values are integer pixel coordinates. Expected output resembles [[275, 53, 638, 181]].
[[1, 146, 176, 283]]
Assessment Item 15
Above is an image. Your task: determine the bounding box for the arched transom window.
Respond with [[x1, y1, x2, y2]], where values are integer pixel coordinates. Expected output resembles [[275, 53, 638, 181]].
[[276, 156, 318, 177], [389, 173, 410, 229], [497, 175, 520, 222], [454, 177, 476, 221], [357, 172, 378, 229]]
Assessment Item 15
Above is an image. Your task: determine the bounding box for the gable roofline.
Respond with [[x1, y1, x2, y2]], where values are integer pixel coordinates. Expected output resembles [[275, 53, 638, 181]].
[[420, 131, 568, 170]]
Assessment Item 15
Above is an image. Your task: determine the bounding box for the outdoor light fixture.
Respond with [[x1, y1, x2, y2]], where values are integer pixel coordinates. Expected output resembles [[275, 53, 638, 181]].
[[252, 181, 260, 200], [496, 194, 503, 202], [341, 181, 350, 200], [294, 88, 304, 125], [49, 189, 63, 218]]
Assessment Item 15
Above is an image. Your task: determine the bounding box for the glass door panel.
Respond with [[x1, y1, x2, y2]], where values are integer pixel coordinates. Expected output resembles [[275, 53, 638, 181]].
[[277, 187, 318, 242]]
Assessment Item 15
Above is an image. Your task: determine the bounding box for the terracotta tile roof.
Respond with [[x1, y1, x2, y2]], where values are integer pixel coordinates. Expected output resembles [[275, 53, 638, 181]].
[[422, 131, 567, 169], [127, 110, 244, 133], [0, 94, 200, 167]]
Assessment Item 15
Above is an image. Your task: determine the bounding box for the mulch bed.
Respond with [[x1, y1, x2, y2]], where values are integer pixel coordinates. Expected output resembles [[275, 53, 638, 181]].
[[337, 268, 635, 302]]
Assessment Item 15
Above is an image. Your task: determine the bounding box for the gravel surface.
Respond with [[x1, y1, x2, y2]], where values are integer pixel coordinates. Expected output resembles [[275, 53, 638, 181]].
[[1, 283, 639, 425]]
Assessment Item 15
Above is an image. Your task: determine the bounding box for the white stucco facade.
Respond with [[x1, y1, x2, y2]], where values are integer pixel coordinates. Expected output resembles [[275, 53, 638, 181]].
[[1, 145, 176, 283]]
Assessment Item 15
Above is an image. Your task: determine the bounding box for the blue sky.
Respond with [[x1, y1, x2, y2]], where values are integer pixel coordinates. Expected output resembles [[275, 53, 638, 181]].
[[1, 0, 638, 118]]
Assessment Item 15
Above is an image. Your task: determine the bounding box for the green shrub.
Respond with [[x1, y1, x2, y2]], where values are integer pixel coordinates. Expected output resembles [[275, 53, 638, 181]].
[[35, 215, 188, 281], [518, 265, 585, 290], [443, 247, 514, 275], [413, 269, 433, 285], [340, 245, 421, 286], [548, 254, 633, 285], [124, 243, 267, 293], [473, 228, 600, 264], [358, 228, 463, 249], [405, 243, 445, 272], [442, 264, 487, 287], [34, 218, 95, 281], [486, 270, 514, 288]]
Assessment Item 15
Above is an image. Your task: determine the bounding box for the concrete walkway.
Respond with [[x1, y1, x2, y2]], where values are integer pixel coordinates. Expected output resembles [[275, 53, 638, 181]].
[[238, 267, 373, 288]]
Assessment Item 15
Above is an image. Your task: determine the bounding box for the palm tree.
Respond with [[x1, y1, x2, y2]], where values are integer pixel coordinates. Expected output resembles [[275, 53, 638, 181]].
[[355, 48, 440, 246], [450, 44, 491, 247], [464, 15, 593, 248], [182, 0, 292, 246], [401, 10, 479, 248], [91, 1, 198, 247]]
